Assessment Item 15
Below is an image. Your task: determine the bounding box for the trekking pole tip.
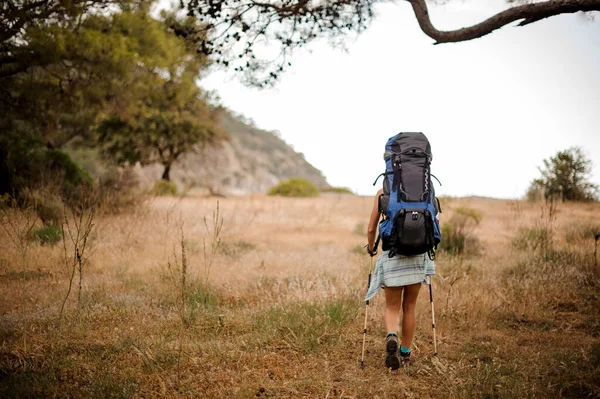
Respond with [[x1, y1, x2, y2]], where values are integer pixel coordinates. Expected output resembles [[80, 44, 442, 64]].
[[360, 361, 364, 369], [433, 352, 438, 357]]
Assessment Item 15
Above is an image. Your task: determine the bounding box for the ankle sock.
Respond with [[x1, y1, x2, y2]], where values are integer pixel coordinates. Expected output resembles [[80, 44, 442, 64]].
[[386, 332, 397, 337], [400, 346, 411, 354]]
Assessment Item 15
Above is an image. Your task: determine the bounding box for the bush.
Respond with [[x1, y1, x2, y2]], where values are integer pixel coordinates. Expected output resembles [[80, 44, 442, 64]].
[[45, 150, 95, 202], [439, 206, 482, 255], [23, 191, 63, 227], [0, 132, 94, 205], [268, 178, 319, 197], [31, 225, 63, 246], [97, 166, 142, 213], [526, 147, 598, 202], [513, 226, 552, 252], [323, 186, 354, 195], [152, 179, 177, 196], [525, 180, 545, 202]]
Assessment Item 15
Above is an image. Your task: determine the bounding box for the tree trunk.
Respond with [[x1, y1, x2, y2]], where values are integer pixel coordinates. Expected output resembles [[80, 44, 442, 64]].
[[162, 164, 171, 181]]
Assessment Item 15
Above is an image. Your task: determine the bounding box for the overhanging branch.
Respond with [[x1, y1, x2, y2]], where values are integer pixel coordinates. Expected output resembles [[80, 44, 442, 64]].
[[407, 0, 600, 44]]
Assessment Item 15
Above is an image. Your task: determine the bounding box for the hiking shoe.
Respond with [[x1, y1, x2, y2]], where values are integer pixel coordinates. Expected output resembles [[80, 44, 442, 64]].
[[385, 334, 400, 370], [400, 350, 411, 368]]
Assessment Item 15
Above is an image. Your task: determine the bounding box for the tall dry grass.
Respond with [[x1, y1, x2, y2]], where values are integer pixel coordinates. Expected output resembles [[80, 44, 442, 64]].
[[0, 194, 599, 398]]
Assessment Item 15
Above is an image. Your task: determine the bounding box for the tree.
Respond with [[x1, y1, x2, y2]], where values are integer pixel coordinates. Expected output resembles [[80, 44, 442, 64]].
[[527, 147, 598, 202], [1, 3, 225, 198], [0, 0, 123, 78], [0, 4, 189, 149], [97, 91, 224, 181], [180, 0, 600, 86], [95, 11, 226, 181]]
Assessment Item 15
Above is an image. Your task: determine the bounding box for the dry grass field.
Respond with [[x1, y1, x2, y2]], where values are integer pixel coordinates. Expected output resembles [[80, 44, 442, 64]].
[[1, 194, 599, 398]]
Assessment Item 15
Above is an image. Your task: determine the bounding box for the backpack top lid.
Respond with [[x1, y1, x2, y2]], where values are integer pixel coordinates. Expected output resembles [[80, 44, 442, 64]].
[[383, 132, 432, 162]]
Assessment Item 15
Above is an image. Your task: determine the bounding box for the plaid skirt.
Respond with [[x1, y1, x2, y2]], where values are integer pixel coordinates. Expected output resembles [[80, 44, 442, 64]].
[[365, 251, 435, 302]]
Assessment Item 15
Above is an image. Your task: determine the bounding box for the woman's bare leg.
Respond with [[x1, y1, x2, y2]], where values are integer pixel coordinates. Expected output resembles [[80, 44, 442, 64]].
[[384, 287, 403, 333], [401, 283, 422, 349]]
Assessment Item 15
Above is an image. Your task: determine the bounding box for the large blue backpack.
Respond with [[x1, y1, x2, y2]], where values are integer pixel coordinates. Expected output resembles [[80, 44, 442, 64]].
[[373, 132, 442, 258]]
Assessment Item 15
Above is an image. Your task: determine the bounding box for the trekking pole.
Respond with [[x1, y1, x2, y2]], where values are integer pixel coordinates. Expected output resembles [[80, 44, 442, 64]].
[[360, 256, 374, 369], [429, 282, 438, 357]]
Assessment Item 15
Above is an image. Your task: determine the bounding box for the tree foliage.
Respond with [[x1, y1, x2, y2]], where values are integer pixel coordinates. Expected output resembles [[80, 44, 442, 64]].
[[1, 2, 225, 199], [180, 0, 600, 86], [527, 147, 598, 202], [94, 9, 226, 181], [1, 0, 124, 78], [97, 94, 224, 181]]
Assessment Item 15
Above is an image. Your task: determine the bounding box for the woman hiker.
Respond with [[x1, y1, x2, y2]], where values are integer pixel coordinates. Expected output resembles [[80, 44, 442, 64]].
[[366, 188, 436, 370]]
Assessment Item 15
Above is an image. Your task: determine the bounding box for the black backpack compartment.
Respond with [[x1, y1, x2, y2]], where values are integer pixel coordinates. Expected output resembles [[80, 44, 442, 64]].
[[389, 208, 435, 256]]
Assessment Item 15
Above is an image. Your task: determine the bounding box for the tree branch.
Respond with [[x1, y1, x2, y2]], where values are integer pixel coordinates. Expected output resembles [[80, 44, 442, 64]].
[[407, 0, 600, 44], [0, 62, 30, 78], [0, 2, 57, 44]]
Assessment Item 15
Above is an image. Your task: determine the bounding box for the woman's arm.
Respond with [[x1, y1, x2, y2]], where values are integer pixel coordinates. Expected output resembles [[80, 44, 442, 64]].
[[367, 189, 383, 253]]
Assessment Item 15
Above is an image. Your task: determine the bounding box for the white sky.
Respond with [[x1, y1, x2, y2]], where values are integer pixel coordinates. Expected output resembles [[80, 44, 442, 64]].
[[195, 0, 600, 198]]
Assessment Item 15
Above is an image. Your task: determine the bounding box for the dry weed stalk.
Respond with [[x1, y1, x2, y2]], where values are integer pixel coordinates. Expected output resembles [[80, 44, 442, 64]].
[[166, 226, 189, 323], [163, 202, 223, 390], [0, 197, 37, 354], [165, 225, 191, 391], [202, 201, 223, 286], [538, 198, 558, 266], [58, 199, 95, 324], [176, 227, 188, 389]]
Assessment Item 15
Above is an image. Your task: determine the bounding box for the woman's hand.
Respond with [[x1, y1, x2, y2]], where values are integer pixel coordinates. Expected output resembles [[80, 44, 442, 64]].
[[366, 244, 377, 257]]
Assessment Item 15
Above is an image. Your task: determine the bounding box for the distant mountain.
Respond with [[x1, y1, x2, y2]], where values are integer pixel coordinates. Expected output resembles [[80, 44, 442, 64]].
[[138, 110, 330, 195]]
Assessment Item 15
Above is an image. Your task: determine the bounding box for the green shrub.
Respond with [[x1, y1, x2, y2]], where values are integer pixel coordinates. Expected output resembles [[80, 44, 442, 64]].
[[37, 196, 63, 226], [0, 132, 94, 205], [512, 226, 552, 252], [31, 225, 63, 246], [440, 206, 482, 255], [27, 192, 63, 227], [268, 178, 319, 197], [45, 150, 95, 200], [152, 179, 177, 196], [323, 186, 354, 195]]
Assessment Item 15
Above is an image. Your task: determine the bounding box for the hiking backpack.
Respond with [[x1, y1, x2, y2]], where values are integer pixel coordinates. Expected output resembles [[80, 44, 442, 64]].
[[374, 132, 442, 258]]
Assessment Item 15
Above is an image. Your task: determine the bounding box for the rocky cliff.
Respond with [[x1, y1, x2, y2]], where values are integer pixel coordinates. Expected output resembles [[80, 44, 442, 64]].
[[138, 110, 329, 196]]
